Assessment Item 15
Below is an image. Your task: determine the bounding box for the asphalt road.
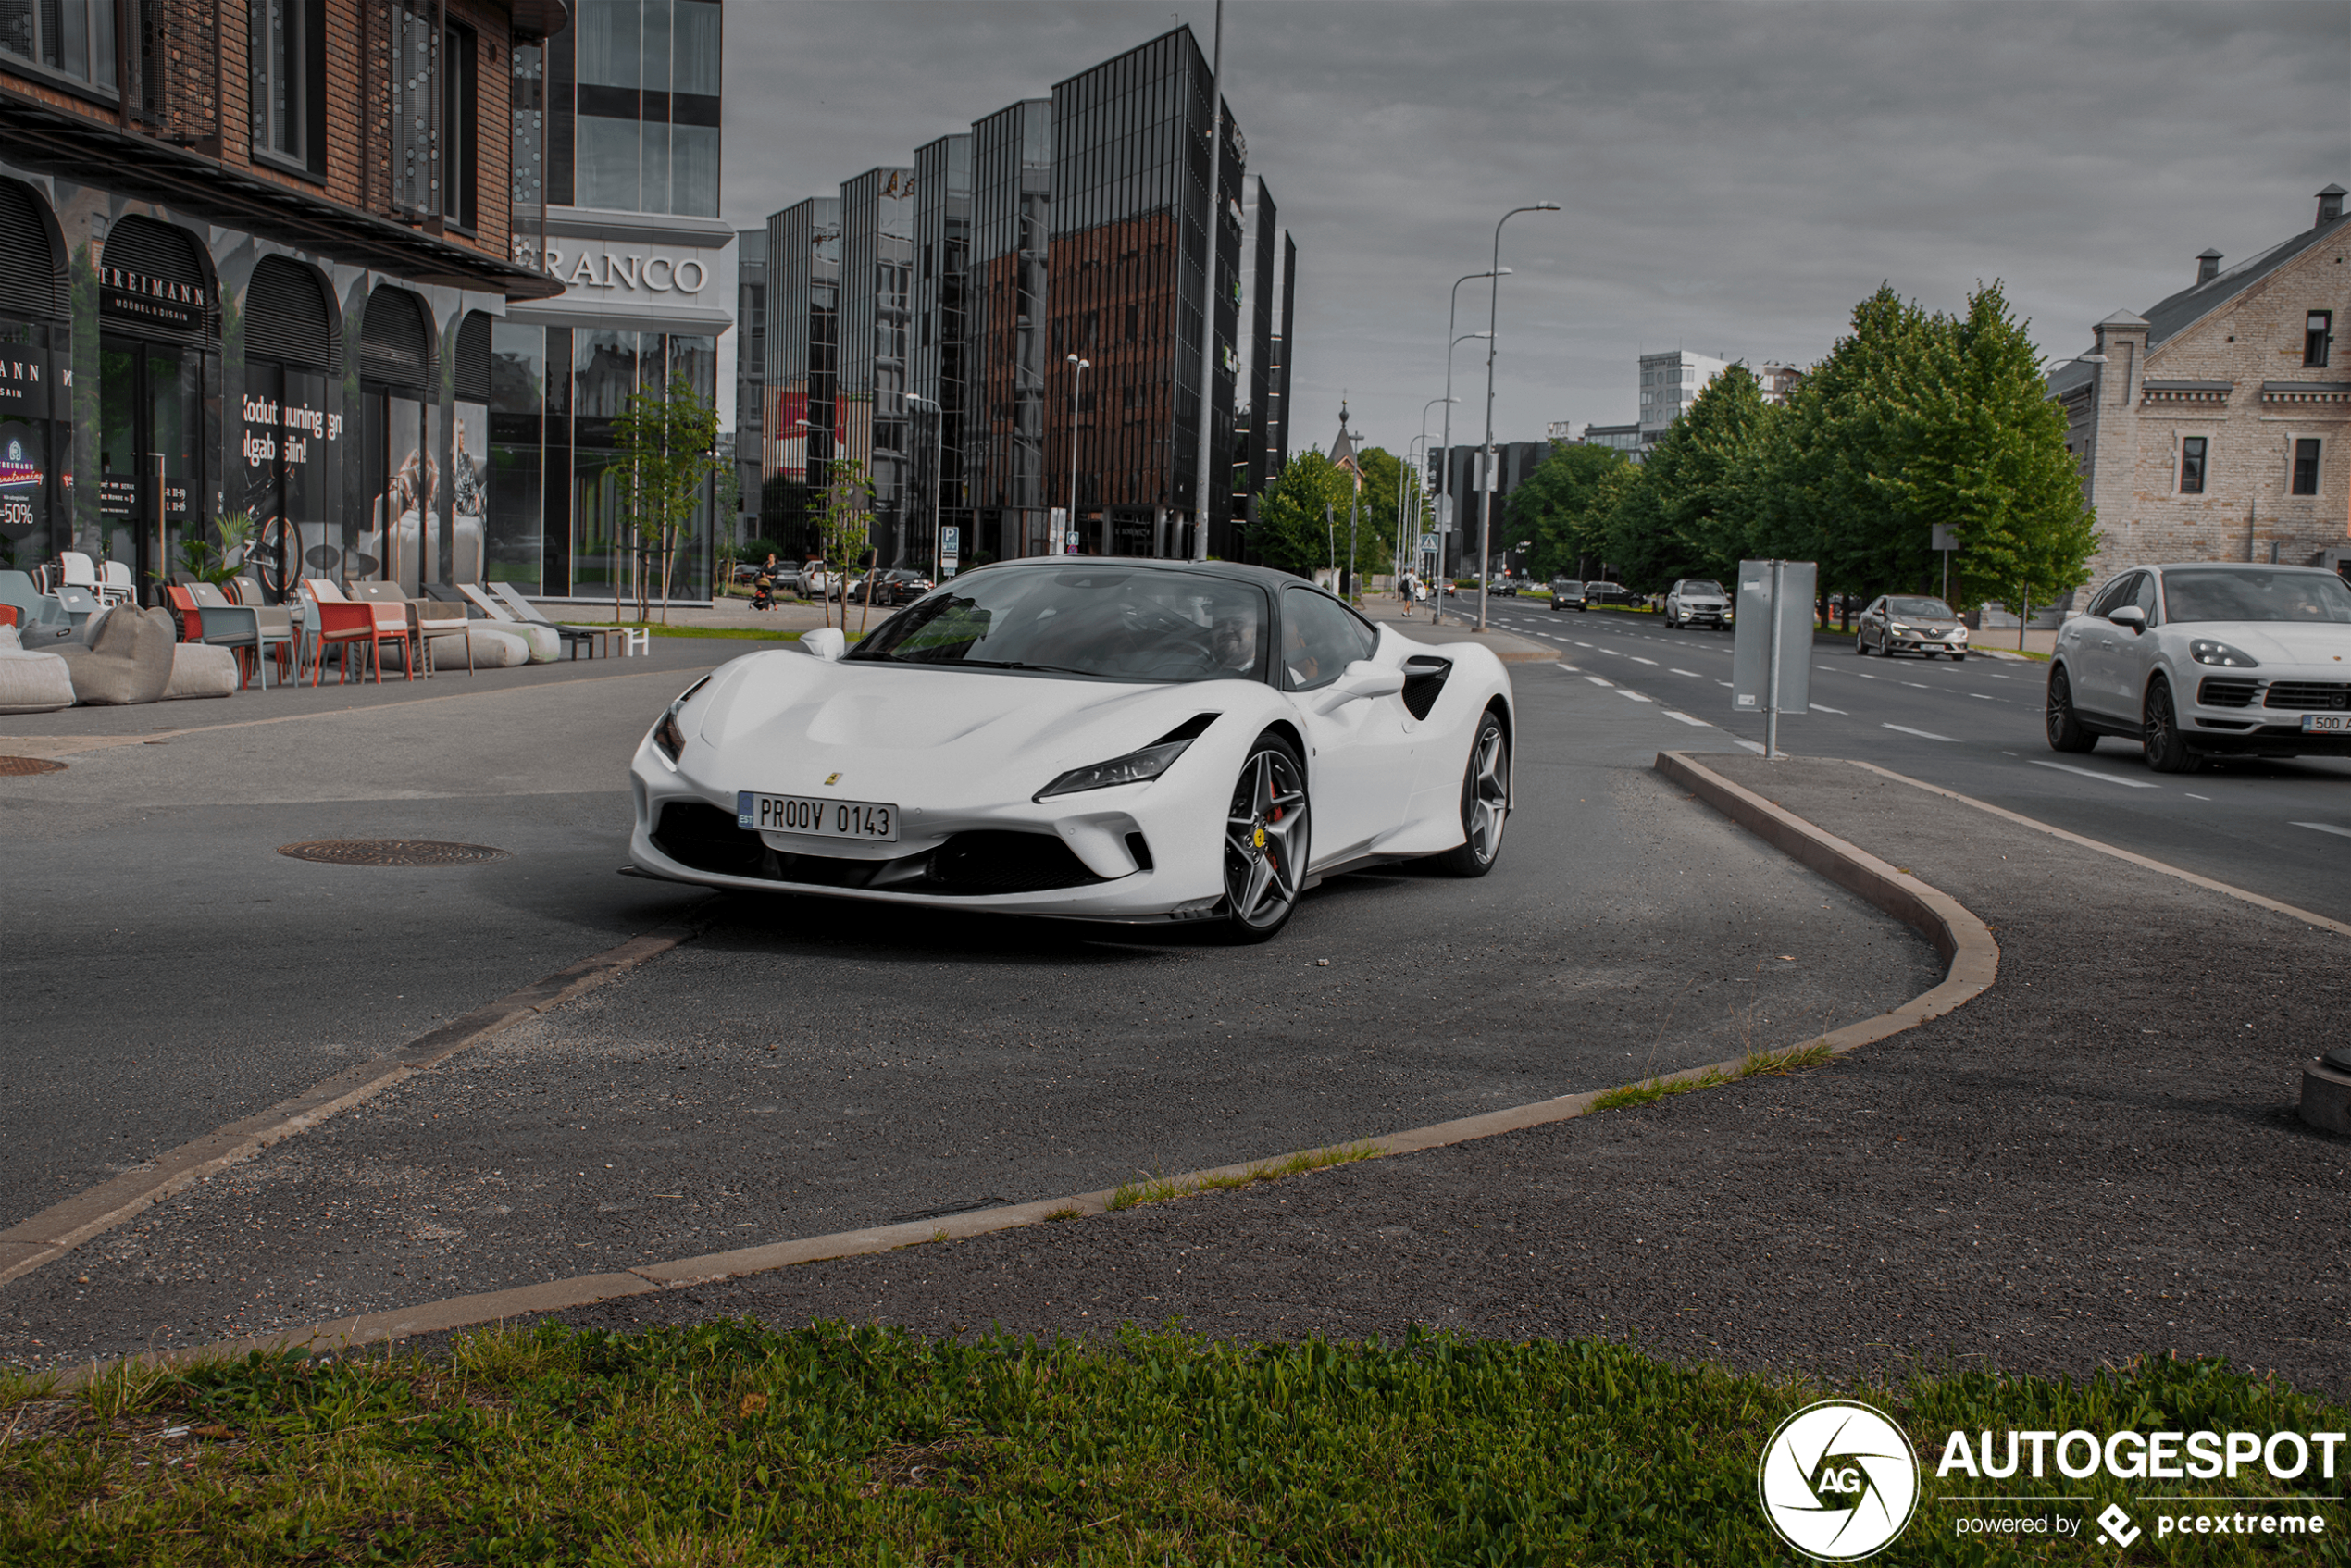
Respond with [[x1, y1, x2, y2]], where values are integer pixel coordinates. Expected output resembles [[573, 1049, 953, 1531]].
[[0, 632, 1940, 1366], [1476, 601, 2351, 923]]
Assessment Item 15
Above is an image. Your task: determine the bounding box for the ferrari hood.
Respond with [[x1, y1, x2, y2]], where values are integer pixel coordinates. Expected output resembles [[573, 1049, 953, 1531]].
[[694, 651, 1225, 791]]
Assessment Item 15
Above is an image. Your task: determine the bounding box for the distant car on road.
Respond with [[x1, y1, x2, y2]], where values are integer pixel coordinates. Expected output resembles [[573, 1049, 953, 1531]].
[[2046, 563, 2351, 773], [1550, 579, 1586, 613], [1857, 594, 1968, 659], [1584, 580, 1640, 608], [1664, 579, 1730, 629], [871, 569, 936, 606]]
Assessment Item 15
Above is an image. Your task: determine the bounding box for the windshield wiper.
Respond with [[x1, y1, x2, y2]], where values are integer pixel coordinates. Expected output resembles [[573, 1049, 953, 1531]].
[[944, 658, 1101, 676]]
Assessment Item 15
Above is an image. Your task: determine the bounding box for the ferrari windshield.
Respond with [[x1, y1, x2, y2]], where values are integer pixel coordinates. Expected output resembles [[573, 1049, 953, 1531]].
[[847, 567, 1272, 682], [2162, 569, 2351, 625], [1887, 597, 1955, 619]]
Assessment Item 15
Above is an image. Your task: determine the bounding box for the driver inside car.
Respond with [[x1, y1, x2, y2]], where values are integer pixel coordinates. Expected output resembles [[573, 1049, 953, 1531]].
[[1283, 616, 1320, 688], [1212, 612, 1259, 677]]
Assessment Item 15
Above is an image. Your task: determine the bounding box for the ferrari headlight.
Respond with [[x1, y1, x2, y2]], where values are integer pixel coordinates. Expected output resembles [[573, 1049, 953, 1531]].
[[1035, 739, 1194, 801], [2190, 640, 2258, 668], [651, 676, 713, 767]]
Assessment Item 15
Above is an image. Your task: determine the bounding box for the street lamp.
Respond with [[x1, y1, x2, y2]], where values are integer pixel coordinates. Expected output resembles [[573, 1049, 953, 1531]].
[[1437, 330, 1490, 621], [1436, 267, 1505, 622], [1414, 395, 1454, 603], [907, 393, 945, 582], [1065, 354, 1088, 556], [1478, 203, 1559, 631]]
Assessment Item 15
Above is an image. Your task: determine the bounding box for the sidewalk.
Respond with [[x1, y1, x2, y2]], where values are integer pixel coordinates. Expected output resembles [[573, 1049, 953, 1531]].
[[475, 753, 2345, 1400], [1362, 598, 1558, 661]]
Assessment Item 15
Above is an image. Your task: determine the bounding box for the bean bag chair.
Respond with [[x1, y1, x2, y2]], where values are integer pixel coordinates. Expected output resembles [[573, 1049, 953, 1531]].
[[54, 605, 176, 705], [164, 641, 241, 700], [510, 622, 563, 663], [0, 625, 75, 713], [446, 626, 532, 668]]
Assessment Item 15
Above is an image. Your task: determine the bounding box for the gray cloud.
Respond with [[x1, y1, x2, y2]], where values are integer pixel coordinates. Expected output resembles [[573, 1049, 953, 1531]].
[[717, 1, 2345, 455]]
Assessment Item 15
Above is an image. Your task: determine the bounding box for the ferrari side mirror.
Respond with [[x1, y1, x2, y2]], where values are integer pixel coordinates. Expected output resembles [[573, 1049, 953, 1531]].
[[1324, 660, 1407, 707]]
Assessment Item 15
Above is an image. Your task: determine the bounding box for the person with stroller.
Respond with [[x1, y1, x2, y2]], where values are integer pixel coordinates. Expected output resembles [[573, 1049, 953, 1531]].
[[751, 553, 779, 612]]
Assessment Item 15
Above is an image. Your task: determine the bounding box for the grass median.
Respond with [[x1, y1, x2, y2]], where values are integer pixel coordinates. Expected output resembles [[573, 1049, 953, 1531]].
[[2, 1322, 2338, 1563]]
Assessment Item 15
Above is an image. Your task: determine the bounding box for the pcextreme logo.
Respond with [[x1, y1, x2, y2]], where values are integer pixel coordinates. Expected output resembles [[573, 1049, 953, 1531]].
[[1757, 1400, 1921, 1562]]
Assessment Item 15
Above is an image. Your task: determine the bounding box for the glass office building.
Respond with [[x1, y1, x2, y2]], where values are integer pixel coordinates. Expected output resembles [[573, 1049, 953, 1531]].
[[759, 26, 1294, 569], [502, 0, 732, 604]]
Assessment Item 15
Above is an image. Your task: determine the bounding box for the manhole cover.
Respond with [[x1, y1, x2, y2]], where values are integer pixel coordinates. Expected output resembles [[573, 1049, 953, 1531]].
[[277, 840, 512, 866], [0, 755, 66, 776]]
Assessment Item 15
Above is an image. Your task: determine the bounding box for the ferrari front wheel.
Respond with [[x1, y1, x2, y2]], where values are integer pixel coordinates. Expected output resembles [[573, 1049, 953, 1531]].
[[1222, 734, 1310, 941], [1434, 711, 1509, 877]]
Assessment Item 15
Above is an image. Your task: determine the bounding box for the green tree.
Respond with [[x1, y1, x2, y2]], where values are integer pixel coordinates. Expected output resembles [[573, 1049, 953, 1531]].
[[1505, 442, 1634, 580], [1249, 451, 1355, 579], [1603, 364, 1776, 591], [814, 454, 875, 629], [611, 372, 721, 623]]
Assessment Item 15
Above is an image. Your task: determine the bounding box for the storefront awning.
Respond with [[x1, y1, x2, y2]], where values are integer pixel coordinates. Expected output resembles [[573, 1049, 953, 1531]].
[[0, 87, 566, 303]]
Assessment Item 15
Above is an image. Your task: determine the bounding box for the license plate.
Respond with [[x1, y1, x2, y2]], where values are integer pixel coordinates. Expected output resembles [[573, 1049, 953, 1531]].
[[2301, 715, 2351, 734], [737, 791, 900, 842]]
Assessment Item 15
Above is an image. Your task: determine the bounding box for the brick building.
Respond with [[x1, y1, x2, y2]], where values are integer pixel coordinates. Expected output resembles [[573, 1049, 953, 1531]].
[[0, 0, 569, 600], [2048, 183, 2350, 595]]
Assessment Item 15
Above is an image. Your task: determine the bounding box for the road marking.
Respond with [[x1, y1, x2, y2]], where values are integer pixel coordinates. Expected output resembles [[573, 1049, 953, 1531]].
[[1734, 738, 1767, 753], [2029, 759, 2159, 789], [1671, 668, 1701, 678], [1574, 641, 1592, 648], [1663, 710, 1710, 727], [1902, 681, 1931, 690], [1970, 692, 1995, 700], [2293, 822, 2351, 840], [1585, 675, 1614, 687], [1617, 689, 1654, 703], [1810, 703, 1847, 715], [1629, 656, 1658, 666], [1882, 723, 1960, 742], [1856, 673, 1878, 679], [1598, 647, 1623, 656], [2186, 793, 2211, 801], [1718, 680, 1734, 688]]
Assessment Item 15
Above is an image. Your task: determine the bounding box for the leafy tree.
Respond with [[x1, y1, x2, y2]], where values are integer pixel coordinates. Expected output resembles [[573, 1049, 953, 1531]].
[[612, 372, 721, 623], [1603, 364, 1776, 591], [1249, 451, 1354, 579], [814, 454, 875, 629], [1506, 443, 1634, 579]]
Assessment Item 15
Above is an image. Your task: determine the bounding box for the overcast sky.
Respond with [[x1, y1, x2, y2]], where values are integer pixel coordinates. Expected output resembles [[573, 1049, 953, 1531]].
[[714, 1, 2347, 456]]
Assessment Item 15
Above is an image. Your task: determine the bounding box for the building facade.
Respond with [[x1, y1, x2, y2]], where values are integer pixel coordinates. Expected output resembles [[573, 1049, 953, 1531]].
[[758, 26, 1292, 572], [1426, 440, 1549, 577], [2049, 184, 2349, 591], [503, 0, 730, 604], [732, 223, 765, 539], [0, 0, 566, 603], [759, 195, 838, 551], [1638, 349, 1730, 444]]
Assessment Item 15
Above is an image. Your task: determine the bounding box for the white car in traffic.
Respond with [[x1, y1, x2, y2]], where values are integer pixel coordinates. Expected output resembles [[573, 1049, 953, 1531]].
[[2046, 564, 2351, 772], [628, 560, 1515, 941]]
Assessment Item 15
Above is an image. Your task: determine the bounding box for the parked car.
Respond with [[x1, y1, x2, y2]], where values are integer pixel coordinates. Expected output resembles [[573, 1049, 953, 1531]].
[[1664, 578, 1731, 629], [2046, 563, 2351, 772], [1856, 594, 1968, 659], [1550, 579, 1586, 613], [871, 569, 936, 606]]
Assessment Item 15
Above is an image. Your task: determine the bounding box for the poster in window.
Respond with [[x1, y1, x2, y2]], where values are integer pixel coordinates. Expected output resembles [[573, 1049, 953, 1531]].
[[452, 402, 489, 583], [0, 420, 44, 548]]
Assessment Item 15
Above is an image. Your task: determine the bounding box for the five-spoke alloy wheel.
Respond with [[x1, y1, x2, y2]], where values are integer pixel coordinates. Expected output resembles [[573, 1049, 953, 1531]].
[[1222, 734, 1310, 941], [1435, 711, 1510, 877]]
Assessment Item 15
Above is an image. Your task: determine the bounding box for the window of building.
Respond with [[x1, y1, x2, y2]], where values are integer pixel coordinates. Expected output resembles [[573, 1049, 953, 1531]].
[[0, 0, 115, 87], [2178, 435, 2207, 495], [2294, 438, 2322, 496], [250, 0, 325, 174], [443, 22, 479, 228], [2308, 311, 2334, 369]]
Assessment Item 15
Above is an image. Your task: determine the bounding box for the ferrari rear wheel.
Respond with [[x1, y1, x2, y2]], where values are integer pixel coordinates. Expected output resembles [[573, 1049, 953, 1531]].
[[1222, 734, 1309, 941], [1434, 710, 1509, 877]]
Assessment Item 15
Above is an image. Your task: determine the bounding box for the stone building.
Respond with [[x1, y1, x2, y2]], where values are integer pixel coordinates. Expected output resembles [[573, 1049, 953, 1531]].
[[2048, 183, 2349, 593]]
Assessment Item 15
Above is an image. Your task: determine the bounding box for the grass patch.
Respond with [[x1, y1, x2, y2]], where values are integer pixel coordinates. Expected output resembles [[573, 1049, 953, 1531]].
[[1, 1326, 2335, 1563], [1588, 1040, 1836, 1113], [1109, 1143, 1381, 1212]]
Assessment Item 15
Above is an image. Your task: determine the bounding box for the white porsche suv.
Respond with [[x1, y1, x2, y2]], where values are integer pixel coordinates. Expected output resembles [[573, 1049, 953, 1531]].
[[2046, 564, 2351, 772]]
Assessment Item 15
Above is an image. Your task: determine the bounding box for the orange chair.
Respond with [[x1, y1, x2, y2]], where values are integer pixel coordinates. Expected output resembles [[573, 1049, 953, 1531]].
[[299, 579, 391, 686], [304, 579, 412, 683]]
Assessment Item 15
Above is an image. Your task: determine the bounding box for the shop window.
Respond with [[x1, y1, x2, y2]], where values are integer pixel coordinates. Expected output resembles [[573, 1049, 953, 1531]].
[[250, 0, 326, 177], [0, 0, 116, 88], [2178, 436, 2207, 495], [2294, 438, 2322, 497]]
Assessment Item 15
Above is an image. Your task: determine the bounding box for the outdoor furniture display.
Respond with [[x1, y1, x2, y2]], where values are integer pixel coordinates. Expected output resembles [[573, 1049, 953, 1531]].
[[329, 581, 421, 682], [163, 642, 239, 700], [97, 560, 135, 607], [455, 584, 566, 663], [52, 605, 175, 705], [418, 586, 530, 668], [491, 582, 625, 658], [186, 582, 298, 690], [297, 579, 394, 686], [0, 571, 68, 641], [0, 625, 75, 713], [58, 552, 99, 597]]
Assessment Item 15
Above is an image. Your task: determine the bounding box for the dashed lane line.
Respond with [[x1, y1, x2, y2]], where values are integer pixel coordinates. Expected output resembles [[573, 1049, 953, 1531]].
[[1585, 676, 1615, 688], [1616, 690, 1654, 703], [1810, 703, 1847, 715], [1663, 710, 1710, 728], [1734, 738, 1767, 753], [1629, 656, 1659, 666], [1882, 723, 1961, 742], [2030, 759, 2160, 789], [1670, 668, 1702, 678], [2292, 822, 2351, 840]]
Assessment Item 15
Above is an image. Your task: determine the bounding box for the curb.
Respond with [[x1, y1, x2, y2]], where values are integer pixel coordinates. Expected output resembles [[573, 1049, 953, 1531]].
[[0, 923, 703, 1292], [71, 753, 2001, 1378]]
